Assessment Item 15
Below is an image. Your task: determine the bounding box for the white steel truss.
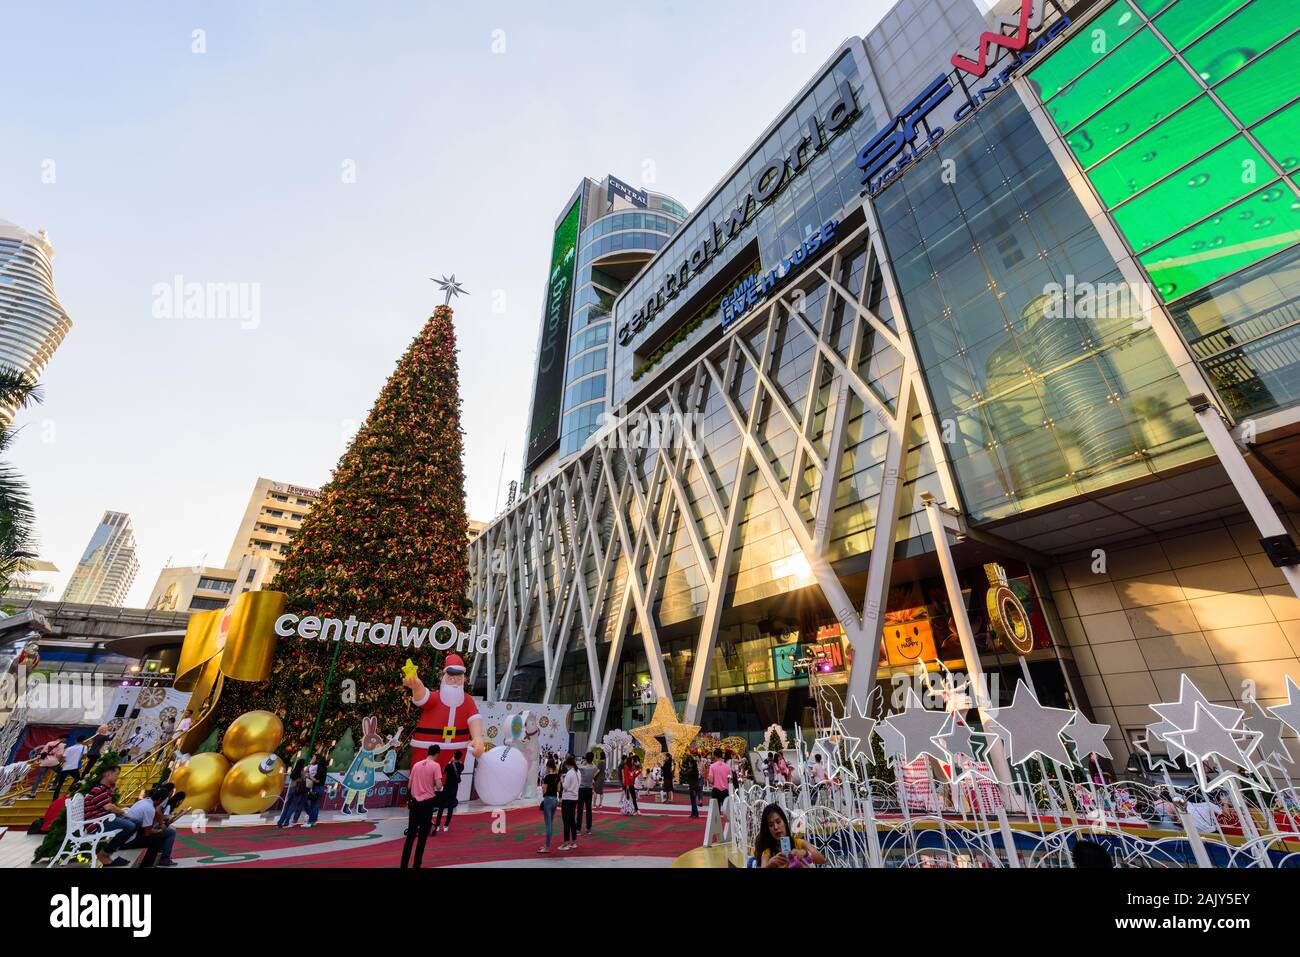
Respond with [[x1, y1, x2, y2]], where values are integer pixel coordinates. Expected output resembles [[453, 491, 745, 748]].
[[469, 213, 962, 742]]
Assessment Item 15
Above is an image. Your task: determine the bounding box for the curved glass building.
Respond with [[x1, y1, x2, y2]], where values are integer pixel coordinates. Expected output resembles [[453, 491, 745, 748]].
[[523, 176, 686, 484], [0, 220, 72, 424]]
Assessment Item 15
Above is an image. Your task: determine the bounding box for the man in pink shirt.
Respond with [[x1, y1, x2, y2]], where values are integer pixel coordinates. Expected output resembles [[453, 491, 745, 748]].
[[708, 748, 732, 813], [401, 745, 443, 868]]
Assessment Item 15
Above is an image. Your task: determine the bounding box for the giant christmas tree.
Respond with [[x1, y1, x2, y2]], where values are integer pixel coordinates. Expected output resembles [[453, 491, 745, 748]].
[[214, 305, 471, 758]]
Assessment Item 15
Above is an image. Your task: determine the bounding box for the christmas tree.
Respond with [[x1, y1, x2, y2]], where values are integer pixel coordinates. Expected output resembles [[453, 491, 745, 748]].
[[214, 305, 471, 757]]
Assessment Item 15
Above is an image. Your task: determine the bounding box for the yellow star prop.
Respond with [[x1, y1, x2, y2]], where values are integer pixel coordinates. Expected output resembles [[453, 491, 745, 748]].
[[401, 658, 419, 680], [630, 698, 700, 771]]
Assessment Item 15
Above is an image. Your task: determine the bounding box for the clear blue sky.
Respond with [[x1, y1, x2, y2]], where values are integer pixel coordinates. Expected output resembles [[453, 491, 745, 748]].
[[2, 0, 891, 606]]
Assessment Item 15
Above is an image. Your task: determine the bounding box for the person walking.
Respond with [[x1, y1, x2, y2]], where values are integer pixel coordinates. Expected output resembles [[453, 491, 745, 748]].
[[538, 757, 560, 854], [297, 753, 327, 827], [708, 748, 731, 815], [433, 750, 463, 833], [26, 739, 64, 796], [559, 755, 581, 851], [680, 751, 700, 818], [577, 752, 596, 836], [621, 755, 639, 815], [809, 753, 828, 805], [50, 736, 87, 798], [277, 758, 307, 828], [401, 746, 442, 868], [593, 752, 607, 809]]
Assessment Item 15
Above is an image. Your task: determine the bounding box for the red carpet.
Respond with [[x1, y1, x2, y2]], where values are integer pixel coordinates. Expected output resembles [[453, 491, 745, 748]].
[[171, 808, 703, 867]]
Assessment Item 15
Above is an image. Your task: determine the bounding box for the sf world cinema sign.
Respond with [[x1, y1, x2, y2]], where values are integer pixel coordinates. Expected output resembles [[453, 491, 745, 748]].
[[275, 613, 491, 654], [617, 78, 860, 347], [857, 0, 1069, 195]]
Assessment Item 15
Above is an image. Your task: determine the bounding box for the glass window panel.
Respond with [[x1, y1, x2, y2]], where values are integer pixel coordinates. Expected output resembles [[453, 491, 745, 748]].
[[1154, 0, 1251, 48], [1250, 97, 1300, 175], [1182, 0, 1300, 86], [1112, 135, 1270, 250], [1045, 30, 1170, 132], [1140, 181, 1300, 300], [1133, 0, 1179, 18], [1168, 243, 1300, 415], [1064, 59, 1202, 166], [1029, 0, 1144, 102], [1085, 96, 1236, 205], [1213, 31, 1300, 125]]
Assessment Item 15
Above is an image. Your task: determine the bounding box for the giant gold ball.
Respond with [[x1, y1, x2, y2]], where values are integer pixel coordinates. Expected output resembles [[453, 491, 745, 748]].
[[220, 752, 287, 815], [170, 752, 231, 813], [222, 710, 284, 761]]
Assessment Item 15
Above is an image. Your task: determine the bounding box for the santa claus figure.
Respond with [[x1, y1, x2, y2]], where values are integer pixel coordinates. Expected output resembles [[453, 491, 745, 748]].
[[402, 653, 484, 772]]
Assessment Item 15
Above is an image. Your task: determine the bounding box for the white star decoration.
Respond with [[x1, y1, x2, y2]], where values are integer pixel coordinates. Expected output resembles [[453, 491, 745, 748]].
[[880, 688, 949, 764], [1147, 674, 1244, 762], [1064, 713, 1112, 761], [1244, 701, 1292, 773], [931, 709, 978, 763], [1161, 701, 1264, 793], [987, 680, 1076, 767], [1267, 675, 1300, 737], [833, 695, 877, 764]]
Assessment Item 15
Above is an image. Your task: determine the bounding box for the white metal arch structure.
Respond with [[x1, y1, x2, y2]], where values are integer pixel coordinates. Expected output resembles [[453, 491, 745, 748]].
[[469, 211, 958, 742]]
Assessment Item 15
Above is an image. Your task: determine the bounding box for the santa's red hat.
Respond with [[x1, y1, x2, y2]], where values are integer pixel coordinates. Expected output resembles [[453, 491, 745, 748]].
[[443, 653, 467, 675]]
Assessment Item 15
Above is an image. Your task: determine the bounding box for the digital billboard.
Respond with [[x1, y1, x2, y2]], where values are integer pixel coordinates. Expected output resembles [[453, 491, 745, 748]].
[[525, 197, 583, 469]]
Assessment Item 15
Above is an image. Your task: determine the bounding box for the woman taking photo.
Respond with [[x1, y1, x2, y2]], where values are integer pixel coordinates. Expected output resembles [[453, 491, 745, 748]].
[[754, 803, 825, 868], [538, 757, 560, 853]]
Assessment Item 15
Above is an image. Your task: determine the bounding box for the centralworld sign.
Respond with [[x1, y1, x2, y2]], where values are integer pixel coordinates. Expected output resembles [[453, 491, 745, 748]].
[[617, 79, 860, 347]]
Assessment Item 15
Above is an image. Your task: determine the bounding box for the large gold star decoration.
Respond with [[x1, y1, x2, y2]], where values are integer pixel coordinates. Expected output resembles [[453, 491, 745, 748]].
[[630, 698, 700, 771]]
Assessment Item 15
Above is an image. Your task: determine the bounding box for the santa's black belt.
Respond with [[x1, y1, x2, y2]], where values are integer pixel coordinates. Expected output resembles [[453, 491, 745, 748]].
[[416, 726, 469, 736]]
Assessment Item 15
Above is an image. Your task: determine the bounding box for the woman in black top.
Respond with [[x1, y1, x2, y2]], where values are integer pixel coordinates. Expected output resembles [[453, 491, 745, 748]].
[[680, 754, 700, 817], [661, 754, 675, 804], [277, 758, 306, 828], [433, 751, 463, 833], [538, 757, 560, 854]]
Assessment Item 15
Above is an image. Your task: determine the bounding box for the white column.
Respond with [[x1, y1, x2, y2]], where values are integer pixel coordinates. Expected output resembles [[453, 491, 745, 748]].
[[922, 496, 1015, 787], [1190, 400, 1300, 600]]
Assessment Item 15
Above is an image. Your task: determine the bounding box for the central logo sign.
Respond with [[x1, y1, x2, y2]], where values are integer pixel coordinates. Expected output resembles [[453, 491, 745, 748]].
[[617, 79, 859, 347], [856, 4, 1069, 196]]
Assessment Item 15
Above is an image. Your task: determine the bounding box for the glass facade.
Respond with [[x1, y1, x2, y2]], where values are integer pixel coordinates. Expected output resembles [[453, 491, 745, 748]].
[[612, 47, 878, 407], [1027, 0, 1300, 417], [876, 89, 1209, 523]]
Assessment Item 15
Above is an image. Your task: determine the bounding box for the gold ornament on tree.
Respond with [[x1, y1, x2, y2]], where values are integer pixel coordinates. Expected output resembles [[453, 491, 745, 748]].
[[170, 752, 231, 813], [170, 708, 287, 815], [222, 710, 285, 761]]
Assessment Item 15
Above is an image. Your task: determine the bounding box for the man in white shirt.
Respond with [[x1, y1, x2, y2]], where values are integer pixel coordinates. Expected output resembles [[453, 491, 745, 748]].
[[120, 786, 178, 867], [51, 736, 87, 798]]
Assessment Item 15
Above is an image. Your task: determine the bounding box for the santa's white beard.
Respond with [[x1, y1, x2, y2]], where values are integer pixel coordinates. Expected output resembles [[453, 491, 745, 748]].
[[439, 682, 465, 708]]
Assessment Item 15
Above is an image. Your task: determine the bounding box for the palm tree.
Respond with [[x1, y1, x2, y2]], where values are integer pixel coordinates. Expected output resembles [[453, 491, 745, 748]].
[[0, 367, 43, 592]]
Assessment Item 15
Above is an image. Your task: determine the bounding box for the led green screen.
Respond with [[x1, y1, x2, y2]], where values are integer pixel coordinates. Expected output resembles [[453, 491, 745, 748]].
[[1139, 183, 1300, 298], [1030, 0, 1300, 302]]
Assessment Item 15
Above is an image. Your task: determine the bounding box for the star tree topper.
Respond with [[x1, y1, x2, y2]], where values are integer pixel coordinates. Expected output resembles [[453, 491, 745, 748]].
[[432, 274, 468, 305]]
